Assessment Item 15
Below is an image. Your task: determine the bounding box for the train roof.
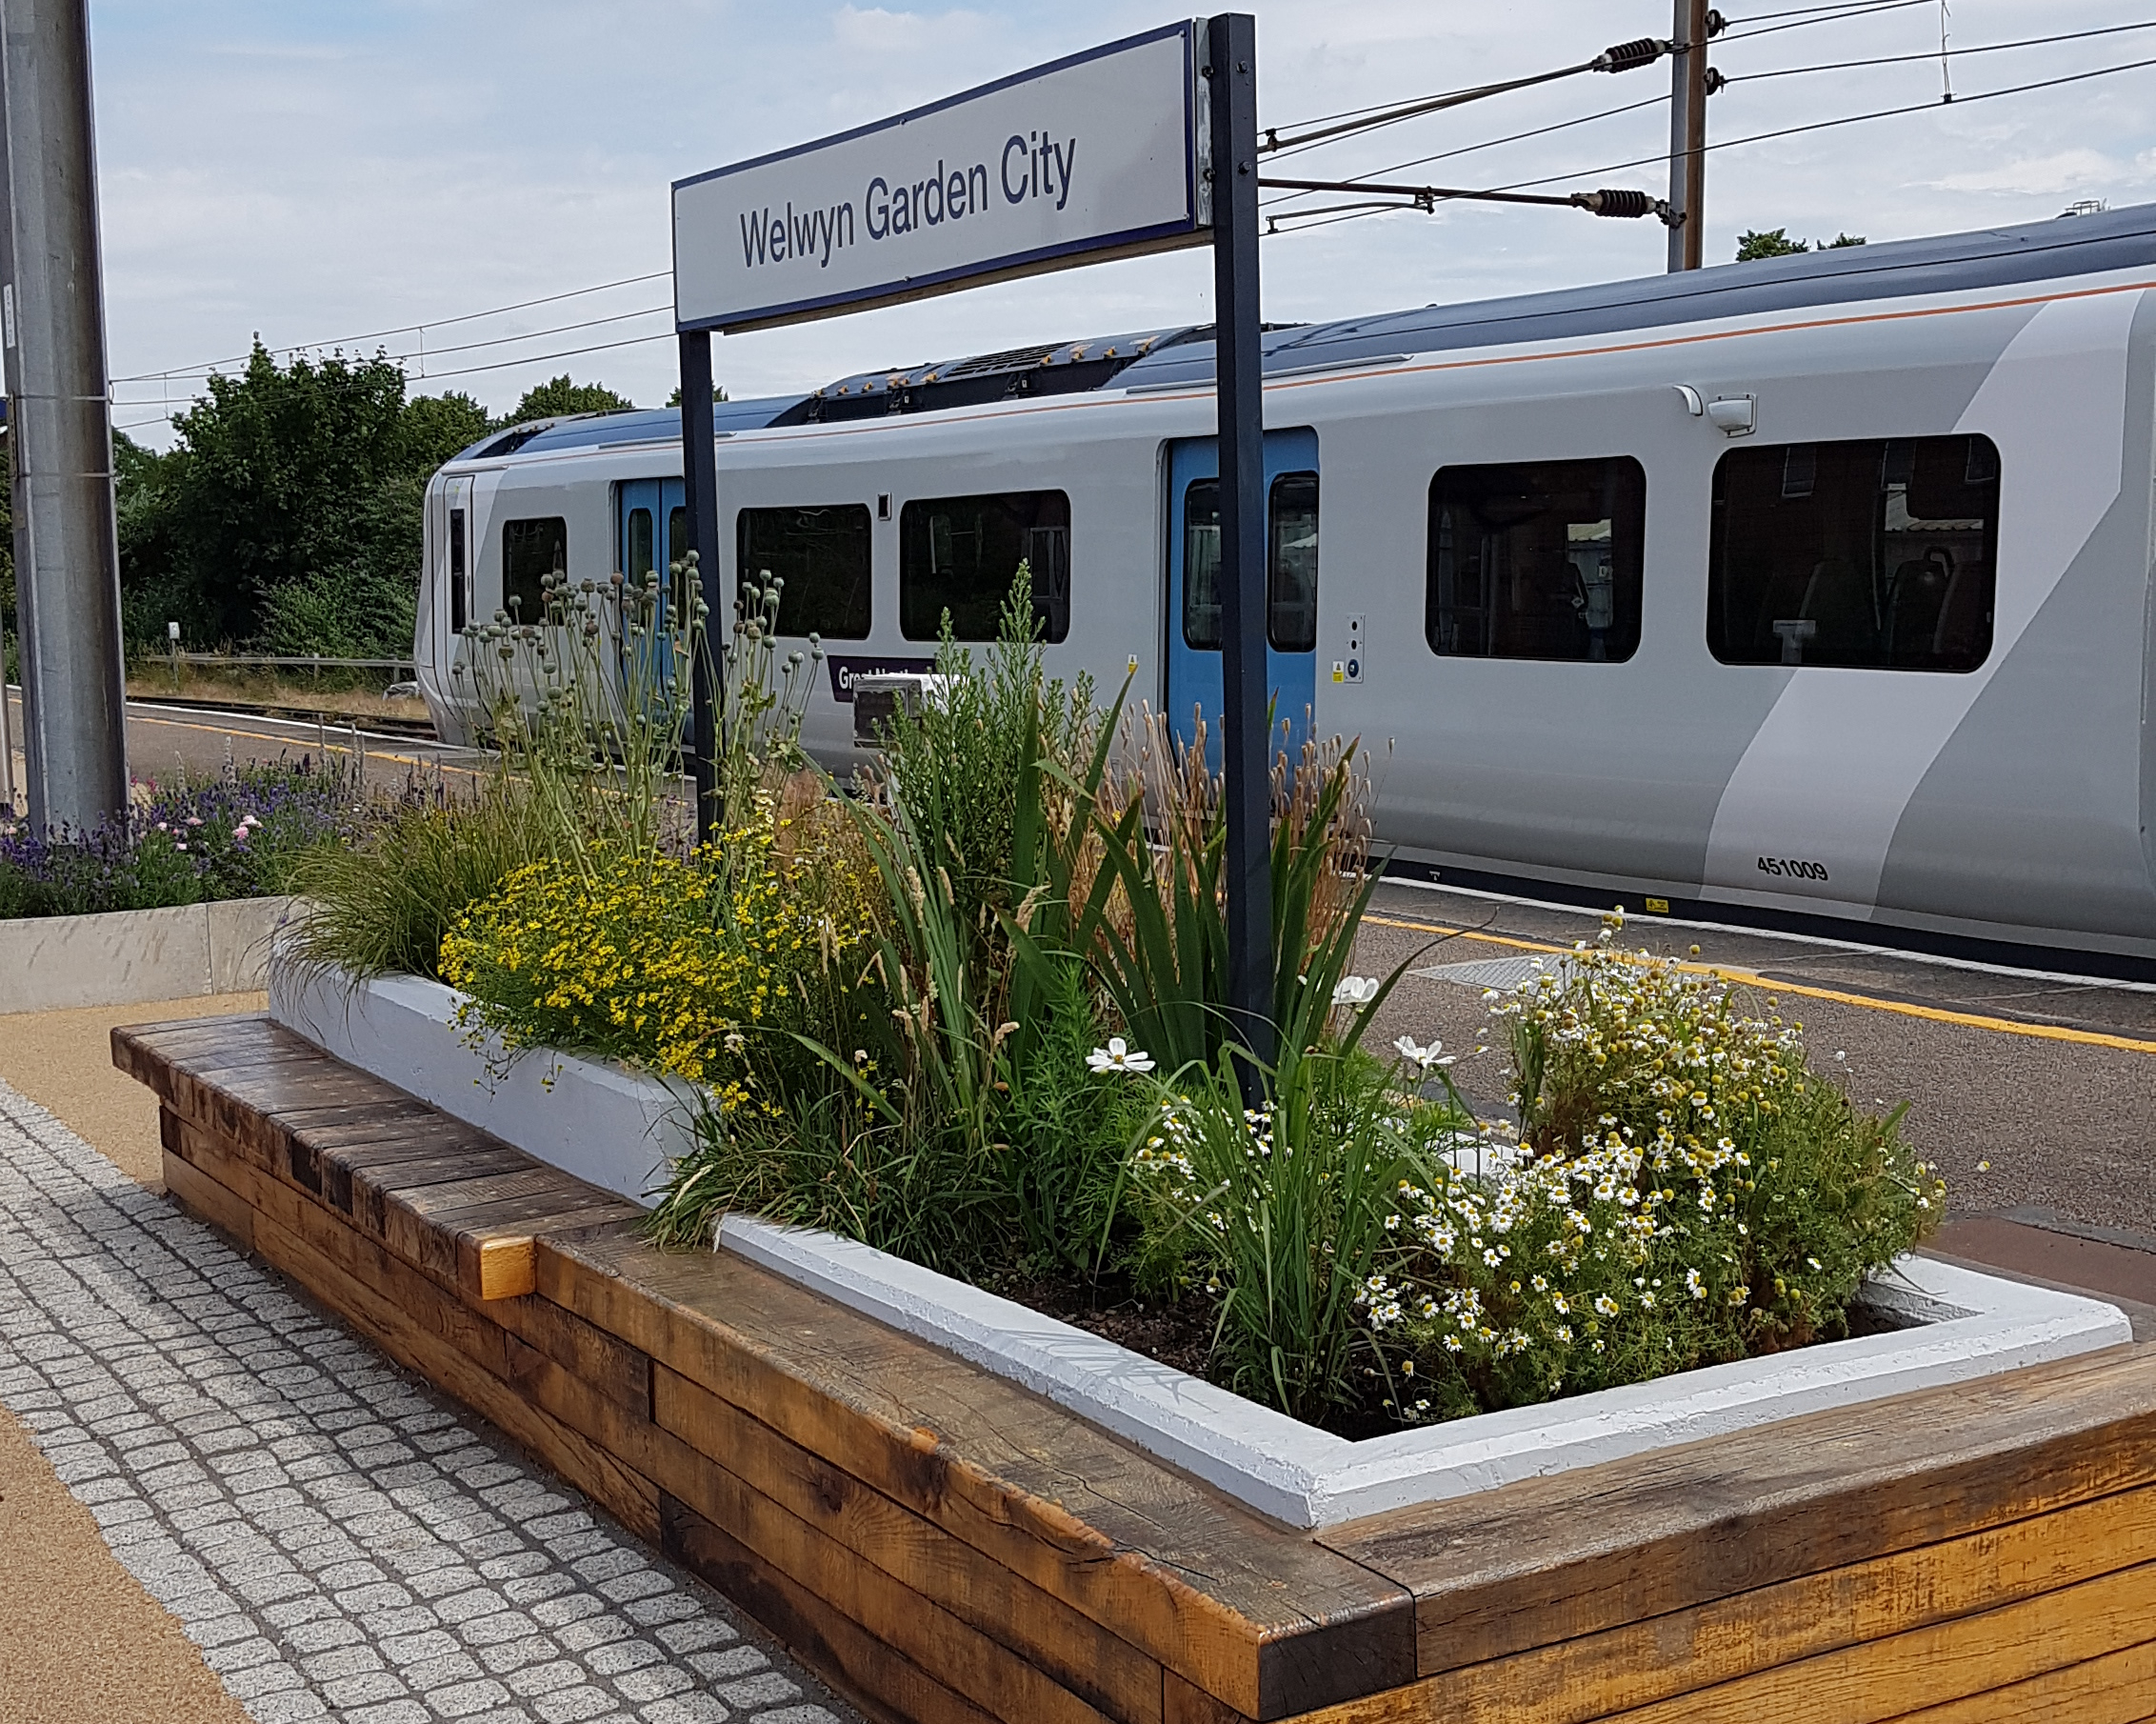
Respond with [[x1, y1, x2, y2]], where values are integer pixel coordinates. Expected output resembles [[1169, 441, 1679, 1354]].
[[450, 393, 808, 462], [1115, 199, 2156, 391], [456, 201, 2156, 459]]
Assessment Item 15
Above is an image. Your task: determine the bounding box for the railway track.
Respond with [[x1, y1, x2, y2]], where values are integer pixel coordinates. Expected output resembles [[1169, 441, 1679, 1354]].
[[124, 692, 438, 740]]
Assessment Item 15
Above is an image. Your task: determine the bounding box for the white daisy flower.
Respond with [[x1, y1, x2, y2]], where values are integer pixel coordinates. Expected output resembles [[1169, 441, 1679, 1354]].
[[1087, 1037, 1155, 1075]]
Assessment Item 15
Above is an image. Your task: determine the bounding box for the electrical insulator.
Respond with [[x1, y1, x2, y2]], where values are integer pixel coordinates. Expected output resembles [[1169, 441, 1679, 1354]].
[[1596, 37, 1665, 73], [1577, 189, 1656, 220]]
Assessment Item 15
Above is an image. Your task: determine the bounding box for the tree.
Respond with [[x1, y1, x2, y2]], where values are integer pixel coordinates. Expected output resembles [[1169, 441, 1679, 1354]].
[[664, 383, 729, 407], [508, 375, 635, 422], [1736, 228, 1867, 261], [113, 345, 494, 654]]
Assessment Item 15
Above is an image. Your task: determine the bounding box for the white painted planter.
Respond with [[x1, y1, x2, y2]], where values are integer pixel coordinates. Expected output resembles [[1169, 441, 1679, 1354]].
[[1, 894, 297, 1013], [269, 963, 696, 1206], [724, 1218, 2127, 1528], [271, 966, 2132, 1529]]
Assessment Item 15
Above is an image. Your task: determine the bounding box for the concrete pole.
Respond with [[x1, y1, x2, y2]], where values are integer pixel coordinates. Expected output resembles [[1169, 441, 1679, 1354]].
[[1666, 0, 1710, 272], [1, 0, 127, 832]]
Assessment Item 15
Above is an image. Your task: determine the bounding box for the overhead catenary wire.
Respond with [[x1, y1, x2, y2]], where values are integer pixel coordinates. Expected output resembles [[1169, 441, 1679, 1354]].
[[1258, 34, 1672, 160], [1269, 50, 2156, 238], [110, 269, 672, 384], [1484, 52, 2156, 195], [1261, 92, 1668, 210], [1718, 0, 1935, 42], [110, 300, 675, 406], [1726, 17, 2156, 84]]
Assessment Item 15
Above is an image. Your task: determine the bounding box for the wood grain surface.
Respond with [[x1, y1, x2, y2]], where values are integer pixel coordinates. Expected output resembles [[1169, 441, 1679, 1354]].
[[115, 1014, 2156, 1724]]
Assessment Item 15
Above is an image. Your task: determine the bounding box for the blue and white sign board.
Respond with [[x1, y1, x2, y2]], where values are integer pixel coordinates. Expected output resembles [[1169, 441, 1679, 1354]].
[[672, 21, 1208, 334]]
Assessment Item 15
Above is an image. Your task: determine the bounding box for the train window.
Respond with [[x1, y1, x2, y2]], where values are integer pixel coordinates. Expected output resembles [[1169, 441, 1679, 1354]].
[[1707, 435, 1999, 671], [502, 516, 567, 623], [1268, 472, 1320, 652], [900, 490, 1069, 642], [1426, 458, 1645, 662], [669, 507, 690, 624], [449, 508, 467, 634], [627, 509, 655, 583], [1181, 471, 1323, 651], [736, 504, 872, 640]]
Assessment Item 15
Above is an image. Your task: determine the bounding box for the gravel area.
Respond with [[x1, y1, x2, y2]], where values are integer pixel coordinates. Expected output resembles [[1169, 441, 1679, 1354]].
[[0, 1073, 861, 1724]]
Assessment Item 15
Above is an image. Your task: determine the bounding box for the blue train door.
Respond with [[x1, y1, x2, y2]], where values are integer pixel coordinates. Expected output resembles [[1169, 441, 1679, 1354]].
[[617, 477, 689, 704], [1165, 428, 1321, 766]]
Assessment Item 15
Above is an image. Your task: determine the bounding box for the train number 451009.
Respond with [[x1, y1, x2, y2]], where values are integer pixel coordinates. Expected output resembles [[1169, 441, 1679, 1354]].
[[1757, 855, 1830, 882]]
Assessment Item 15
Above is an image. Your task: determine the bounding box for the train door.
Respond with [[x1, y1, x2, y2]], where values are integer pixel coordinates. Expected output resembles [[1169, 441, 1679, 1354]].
[[617, 477, 689, 699], [1165, 429, 1320, 764]]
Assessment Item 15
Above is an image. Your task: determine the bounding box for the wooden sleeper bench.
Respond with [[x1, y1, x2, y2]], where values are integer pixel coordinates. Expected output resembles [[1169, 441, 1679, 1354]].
[[116, 1013, 2156, 1724]]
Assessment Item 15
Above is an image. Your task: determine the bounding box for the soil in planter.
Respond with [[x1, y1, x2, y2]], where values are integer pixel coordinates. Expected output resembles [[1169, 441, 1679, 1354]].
[[977, 1268, 1407, 1441], [970, 1266, 1916, 1443]]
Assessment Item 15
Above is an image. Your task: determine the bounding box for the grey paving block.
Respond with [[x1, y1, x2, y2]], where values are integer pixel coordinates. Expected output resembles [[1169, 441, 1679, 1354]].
[[0, 1074, 861, 1724]]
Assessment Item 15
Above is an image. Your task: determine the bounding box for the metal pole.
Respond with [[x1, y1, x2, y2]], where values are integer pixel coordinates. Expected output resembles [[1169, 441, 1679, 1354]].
[[1208, 12, 1274, 1075], [1667, 0, 1709, 271], [1, 0, 126, 832], [678, 328, 722, 836]]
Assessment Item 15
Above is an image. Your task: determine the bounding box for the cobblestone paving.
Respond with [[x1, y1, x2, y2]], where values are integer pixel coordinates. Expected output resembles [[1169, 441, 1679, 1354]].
[[0, 1076, 861, 1724]]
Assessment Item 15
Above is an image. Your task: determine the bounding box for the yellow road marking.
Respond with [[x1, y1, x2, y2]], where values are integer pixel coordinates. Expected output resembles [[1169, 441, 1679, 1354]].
[[1366, 913, 2156, 1057], [126, 709, 482, 779]]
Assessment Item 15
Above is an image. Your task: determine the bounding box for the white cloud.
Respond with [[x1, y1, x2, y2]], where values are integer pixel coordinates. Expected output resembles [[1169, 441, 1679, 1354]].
[[1935, 147, 2148, 196], [79, 0, 2156, 444]]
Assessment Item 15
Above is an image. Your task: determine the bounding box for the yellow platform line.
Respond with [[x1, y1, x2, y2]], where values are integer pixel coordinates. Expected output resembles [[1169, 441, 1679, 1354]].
[[1365, 913, 2156, 1057], [127, 709, 482, 779]]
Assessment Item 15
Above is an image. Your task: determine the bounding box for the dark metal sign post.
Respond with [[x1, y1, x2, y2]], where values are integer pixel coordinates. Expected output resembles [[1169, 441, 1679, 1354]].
[[673, 14, 1274, 1061], [678, 330, 723, 830], [1205, 12, 1273, 1074]]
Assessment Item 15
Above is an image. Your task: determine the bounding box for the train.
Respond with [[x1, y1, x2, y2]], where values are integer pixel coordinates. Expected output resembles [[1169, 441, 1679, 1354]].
[[414, 200, 2156, 968]]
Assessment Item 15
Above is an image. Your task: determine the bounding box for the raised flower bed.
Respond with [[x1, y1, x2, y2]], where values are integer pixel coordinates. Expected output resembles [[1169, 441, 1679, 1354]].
[[271, 957, 2128, 1531], [117, 1011, 2156, 1724], [208, 574, 2156, 1720], [1, 756, 355, 1011]]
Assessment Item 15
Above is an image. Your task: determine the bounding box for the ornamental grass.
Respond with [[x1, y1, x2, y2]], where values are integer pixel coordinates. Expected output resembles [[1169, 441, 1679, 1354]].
[[298, 551, 1938, 1436]]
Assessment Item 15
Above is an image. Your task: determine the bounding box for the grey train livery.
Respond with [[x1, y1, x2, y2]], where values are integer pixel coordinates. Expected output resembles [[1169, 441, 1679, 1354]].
[[414, 202, 2156, 966]]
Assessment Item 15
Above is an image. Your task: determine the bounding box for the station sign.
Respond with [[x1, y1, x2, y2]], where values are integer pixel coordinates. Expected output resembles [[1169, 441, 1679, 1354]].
[[671, 21, 1208, 334]]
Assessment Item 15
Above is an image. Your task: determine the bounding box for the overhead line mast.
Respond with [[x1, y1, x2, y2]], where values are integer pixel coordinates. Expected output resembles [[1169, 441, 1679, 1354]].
[[1667, 2, 1727, 271]]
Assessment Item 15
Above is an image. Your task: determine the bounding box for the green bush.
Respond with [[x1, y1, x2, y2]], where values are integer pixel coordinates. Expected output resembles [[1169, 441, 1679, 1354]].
[[1360, 914, 1941, 1421]]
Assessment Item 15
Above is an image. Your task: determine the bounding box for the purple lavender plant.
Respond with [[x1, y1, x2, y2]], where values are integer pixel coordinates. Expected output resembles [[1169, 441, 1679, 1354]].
[[0, 755, 359, 920]]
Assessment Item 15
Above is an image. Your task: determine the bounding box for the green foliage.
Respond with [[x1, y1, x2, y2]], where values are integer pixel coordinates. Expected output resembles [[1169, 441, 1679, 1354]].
[[872, 571, 1094, 960], [1128, 1043, 1462, 1423], [1736, 227, 1867, 260], [1070, 713, 1383, 1074], [286, 783, 556, 982], [509, 375, 635, 422], [114, 343, 491, 653]]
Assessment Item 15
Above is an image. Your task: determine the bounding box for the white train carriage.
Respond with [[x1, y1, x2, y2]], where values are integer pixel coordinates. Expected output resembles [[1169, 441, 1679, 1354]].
[[416, 202, 2156, 967]]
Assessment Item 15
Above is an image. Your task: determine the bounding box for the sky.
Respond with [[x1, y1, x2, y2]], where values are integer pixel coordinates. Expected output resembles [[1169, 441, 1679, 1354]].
[[84, 0, 2156, 446]]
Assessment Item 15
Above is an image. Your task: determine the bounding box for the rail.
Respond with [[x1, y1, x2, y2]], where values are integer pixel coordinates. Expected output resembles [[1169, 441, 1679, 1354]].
[[152, 652, 418, 673]]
